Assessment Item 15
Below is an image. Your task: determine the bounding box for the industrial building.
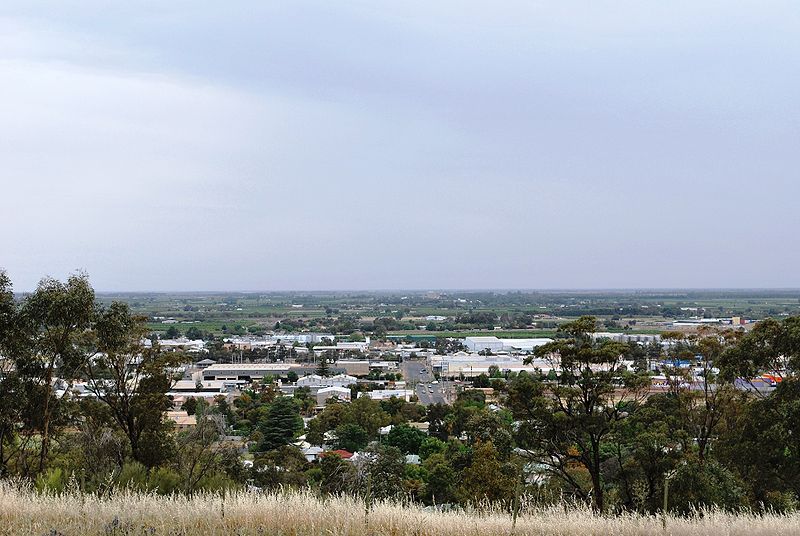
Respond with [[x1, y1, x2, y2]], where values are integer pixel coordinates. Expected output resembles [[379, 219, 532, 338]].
[[462, 336, 552, 353]]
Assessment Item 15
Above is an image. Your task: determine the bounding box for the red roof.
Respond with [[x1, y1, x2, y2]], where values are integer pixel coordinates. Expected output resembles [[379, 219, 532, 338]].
[[323, 449, 353, 459]]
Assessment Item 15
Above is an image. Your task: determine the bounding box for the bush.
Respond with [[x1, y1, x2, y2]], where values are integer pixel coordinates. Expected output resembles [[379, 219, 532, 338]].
[[35, 468, 69, 494], [148, 467, 182, 495], [669, 460, 748, 514], [116, 462, 148, 491]]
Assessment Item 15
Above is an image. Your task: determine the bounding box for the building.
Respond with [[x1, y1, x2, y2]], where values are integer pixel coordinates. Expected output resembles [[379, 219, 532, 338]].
[[591, 332, 661, 344], [360, 389, 415, 402], [429, 353, 556, 377], [202, 363, 301, 381], [334, 360, 371, 376], [165, 410, 196, 431], [296, 373, 358, 389], [369, 360, 399, 372], [316, 386, 351, 406], [462, 336, 552, 353], [463, 337, 505, 353], [194, 358, 217, 369], [463, 336, 552, 353], [498, 338, 553, 352], [145, 337, 206, 353], [313, 340, 370, 355]]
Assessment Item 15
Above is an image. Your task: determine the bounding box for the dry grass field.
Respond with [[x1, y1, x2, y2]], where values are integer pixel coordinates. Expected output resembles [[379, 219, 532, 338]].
[[1, 483, 798, 536]]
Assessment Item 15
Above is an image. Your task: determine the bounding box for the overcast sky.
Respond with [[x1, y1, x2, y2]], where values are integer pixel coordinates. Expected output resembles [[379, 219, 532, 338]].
[[1, 2, 798, 291]]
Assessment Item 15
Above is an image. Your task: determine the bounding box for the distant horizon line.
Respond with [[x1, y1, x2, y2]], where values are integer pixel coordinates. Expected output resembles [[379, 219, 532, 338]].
[[76, 287, 800, 295]]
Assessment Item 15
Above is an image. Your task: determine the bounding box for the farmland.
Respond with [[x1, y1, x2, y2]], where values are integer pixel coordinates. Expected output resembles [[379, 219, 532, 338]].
[[97, 289, 800, 338]]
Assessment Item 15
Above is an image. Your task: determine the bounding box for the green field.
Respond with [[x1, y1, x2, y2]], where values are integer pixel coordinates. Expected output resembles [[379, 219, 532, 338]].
[[100, 290, 800, 339]]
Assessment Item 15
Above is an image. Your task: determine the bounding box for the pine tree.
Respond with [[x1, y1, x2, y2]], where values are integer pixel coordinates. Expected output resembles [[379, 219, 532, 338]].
[[316, 353, 331, 377], [258, 396, 302, 451]]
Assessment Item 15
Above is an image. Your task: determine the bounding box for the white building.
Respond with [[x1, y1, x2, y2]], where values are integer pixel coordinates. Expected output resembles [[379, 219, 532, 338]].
[[145, 337, 206, 353], [591, 332, 661, 344], [430, 353, 556, 377], [202, 363, 301, 380], [360, 389, 415, 402], [463, 337, 505, 353], [297, 373, 358, 389], [316, 386, 351, 406], [463, 336, 552, 353]]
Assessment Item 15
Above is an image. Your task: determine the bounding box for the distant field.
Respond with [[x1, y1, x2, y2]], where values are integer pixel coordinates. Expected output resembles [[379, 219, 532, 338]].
[[390, 330, 559, 339], [389, 328, 663, 339], [0, 486, 793, 536], [102, 290, 800, 339]]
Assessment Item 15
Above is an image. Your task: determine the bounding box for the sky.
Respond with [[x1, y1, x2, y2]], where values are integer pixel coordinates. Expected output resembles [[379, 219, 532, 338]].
[[1, 1, 799, 291]]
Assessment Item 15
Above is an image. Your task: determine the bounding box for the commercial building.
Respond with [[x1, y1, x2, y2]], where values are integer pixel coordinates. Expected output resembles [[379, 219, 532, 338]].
[[590, 332, 661, 344], [463, 336, 552, 353], [316, 386, 351, 406], [360, 389, 415, 402], [429, 353, 556, 377], [202, 363, 301, 381], [296, 373, 358, 389]]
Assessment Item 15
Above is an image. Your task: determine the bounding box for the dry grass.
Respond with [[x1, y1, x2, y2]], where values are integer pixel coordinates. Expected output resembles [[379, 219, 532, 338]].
[[0, 483, 798, 536]]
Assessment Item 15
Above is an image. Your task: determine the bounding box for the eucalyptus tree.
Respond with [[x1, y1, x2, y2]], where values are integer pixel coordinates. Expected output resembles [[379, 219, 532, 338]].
[[13, 273, 95, 474], [85, 301, 183, 467], [507, 316, 649, 511]]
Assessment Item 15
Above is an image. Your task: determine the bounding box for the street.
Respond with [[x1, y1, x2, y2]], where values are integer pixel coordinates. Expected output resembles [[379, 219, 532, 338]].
[[400, 358, 447, 405]]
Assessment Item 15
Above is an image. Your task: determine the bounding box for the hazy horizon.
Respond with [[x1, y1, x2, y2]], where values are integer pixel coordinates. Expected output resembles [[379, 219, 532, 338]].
[[2, 2, 799, 291], [16, 286, 800, 295]]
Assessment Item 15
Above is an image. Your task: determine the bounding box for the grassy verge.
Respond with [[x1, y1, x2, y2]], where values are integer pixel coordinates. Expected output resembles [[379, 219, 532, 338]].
[[0, 485, 795, 536]]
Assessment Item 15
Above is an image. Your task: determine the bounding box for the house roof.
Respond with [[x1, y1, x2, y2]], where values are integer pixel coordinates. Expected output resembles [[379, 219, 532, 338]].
[[323, 449, 353, 459]]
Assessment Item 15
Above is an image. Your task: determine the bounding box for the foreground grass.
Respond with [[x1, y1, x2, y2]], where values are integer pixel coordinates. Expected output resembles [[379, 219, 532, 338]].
[[1, 485, 798, 536]]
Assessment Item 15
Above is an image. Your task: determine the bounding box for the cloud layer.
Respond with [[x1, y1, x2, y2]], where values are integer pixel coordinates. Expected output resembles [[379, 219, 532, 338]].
[[1, 2, 798, 290]]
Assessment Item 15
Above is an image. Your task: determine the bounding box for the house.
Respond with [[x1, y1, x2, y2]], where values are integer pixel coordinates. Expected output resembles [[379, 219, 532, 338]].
[[301, 446, 324, 462], [165, 410, 196, 431], [323, 449, 353, 460]]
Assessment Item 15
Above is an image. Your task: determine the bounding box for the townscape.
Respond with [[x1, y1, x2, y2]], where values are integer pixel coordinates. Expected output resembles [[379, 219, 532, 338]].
[[3, 1, 799, 533], [2, 272, 800, 523]]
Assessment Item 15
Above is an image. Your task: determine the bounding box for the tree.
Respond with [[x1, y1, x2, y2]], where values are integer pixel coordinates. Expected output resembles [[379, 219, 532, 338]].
[[0, 271, 27, 476], [717, 316, 800, 395], [362, 445, 406, 500], [456, 441, 517, 505], [258, 396, 302, 451], [386, 424, 427, 454], [86, 302, 182, 467], [422, 453, 457, 504], [13, 273, 96, 474], [174, 412, 233, 495], [252, 445, 309, 490], [508, 316, 648, 511], [183, 397, 198, 416], [333, 423, 368, 452], [164, 326, 181, 339], [319, 453, 356, 496], [185, 327, 203, 340], [316, 355, 330, 377]]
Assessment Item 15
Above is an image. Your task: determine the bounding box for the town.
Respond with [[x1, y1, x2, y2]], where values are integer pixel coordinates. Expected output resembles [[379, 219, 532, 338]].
[[2, 273, 799, 521]]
